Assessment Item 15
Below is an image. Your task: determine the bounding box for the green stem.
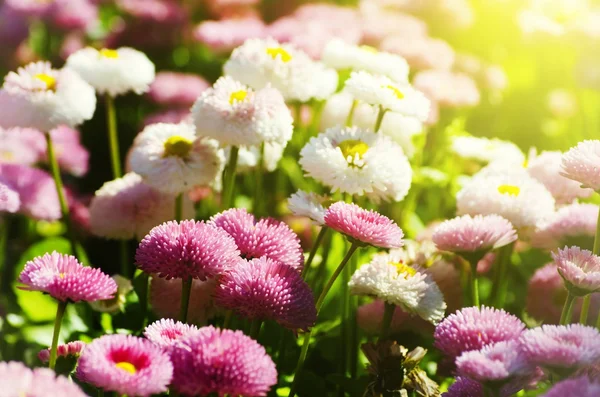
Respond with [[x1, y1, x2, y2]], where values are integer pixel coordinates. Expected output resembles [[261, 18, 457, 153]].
[[248, 318, 263, 339], [223, 310, 233, 329], [105, 95, 122, 178], [560, 291, 576, 325], [301, 227, 328, 278], [596, 308, 600, 330], [49, 301, 68, 369], [593, 197, 600, 255], [492, 242, 514, 308], [222, 146, 239, 210], [97, 389, 104, 397], [308, 100, 325, 135], [175, 193, 183, 221], [253, 143, 265, 217], [120, 240, 129, 277], [470, 261, 480, 307], [45, 132, 77, 256], [380, 302, 395, 342], [349, 254, 358, 379], [179, 277, 192, 323], [345, 100, 358, 127], [580, 295, 591, 325], [310, 231, 333, 291], [373, 106, 387, 132], [340, 258, 349, 380]]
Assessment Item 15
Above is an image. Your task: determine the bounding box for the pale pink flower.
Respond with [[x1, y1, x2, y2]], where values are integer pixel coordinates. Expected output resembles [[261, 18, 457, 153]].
[[561, 140, 600, 191], [116, 0, 185, 23], [414, 70, 480, 108], [148, 72, 210, 107], [553, 246, 600, 294], [38, 341, 86, 363], [194, 17, 267, 53], [380, 36, 455, 71], [144, 319, 199, 349], [532, 203, 597, 250]]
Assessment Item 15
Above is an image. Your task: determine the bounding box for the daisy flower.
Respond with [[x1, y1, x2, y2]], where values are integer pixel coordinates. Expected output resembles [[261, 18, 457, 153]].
[[451, 136, 525, 166], [144, 319, 199, 349], [38, 341, 86, 363], [66, 47, 155, 96], [127, 122, 224, 195], [89, 275, 133, 314], [552, 246, 600, 295], [443, 377, 483, 397], [76, 334, 173, 397], [224, 38, 338, 102], [18, 252, 117, 303], [147, 71, 209, 107], [413, 70, 480, 108], [532, 203, 598, 250], [544, 375, 600, 397], [300, 126, 412, 202], [561, 140, 600, 191], [344, 71, 430, 121], [0, 61, 96, 131], [287, 190, 328, 225], [193, 16, 268, 54], [191, 76, 293, 147], [0, 179, 20, 213], [349, 251, 446, 324], [0, 361, 88, 397], [0, 126, 44, 165], [170, 326, 277, 397], [380, 35, 455, 72], [44, 125, 90, 177], [527, 263, 571, 325]]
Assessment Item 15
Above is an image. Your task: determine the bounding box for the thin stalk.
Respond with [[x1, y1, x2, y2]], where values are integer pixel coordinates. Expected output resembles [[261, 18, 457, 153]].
[[98, 389, 104, 397], [345, 100, 358, 127], [301, 227, 328, 278], [120, 240, 129, 277], [223, 310, 233, 329], [105, 95, 122, 178], [49, 301, 68, 369], [373, 106, 387, 132], [222, 146, 239, 210], [248, 318, 263, 339], [492, 243, 515, 308], [175, 193, 183, 221], [138, 273, 149, 328], [179, 277, 192, 323], [310, 231, 333, 291], [470, 262, 480, 307], [339, 259, 349, 380], [349, 254, 358, 379], [580, 295, 591, 324], [308, 101, 325, 135], [580, 197, 600, 324], [596, 308, 600, 329], [560, 291, 576, 325], [276, 329, 288, 369], [379, 302, 395, 342], [253, 143, 265, 217]]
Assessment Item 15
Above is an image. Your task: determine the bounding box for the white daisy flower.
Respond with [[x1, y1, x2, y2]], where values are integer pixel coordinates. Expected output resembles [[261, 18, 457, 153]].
[[224, 141, 285, 173], [451, 136, 525, 165], [0, 61, 96, 131], [322, 38, 409, 83], [192, 76, 293, 147], [66, 47, 155, 97], [128, 123, 224, 195], [299, 125, 412, 202], [349, 251, 447, 325], [287, 190, 328, 225], [224, 38, 338, 102], [345, 71, 430, 121]]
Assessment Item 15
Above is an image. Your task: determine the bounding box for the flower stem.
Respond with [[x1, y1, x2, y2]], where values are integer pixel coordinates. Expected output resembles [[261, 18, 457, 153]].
[[248, 318, 263, 339], [179, 277, 192, 323], [560, 291, 576, 325], [223, 310, 233, 329], [470, 261, 480, 307], [380, 302, 396, 342], [301, 226, 328, 278], [345, 100, 357, 127], [580, 295, 591, 325], [105, 95, 122, 178], [253, 143, 265, 217], [373, 105, 387, 132], [49, 301, 68, 369], [492, 242, 514, 308], [120, 240, 130, 277], [222, 146, 239, 210], [175, 193, 183, 221]]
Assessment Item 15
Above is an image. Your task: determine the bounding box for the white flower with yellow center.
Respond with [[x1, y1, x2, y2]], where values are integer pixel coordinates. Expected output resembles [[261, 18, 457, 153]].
[[66, 47, 155, 96], [0, 61, 96, 131], [224, 38, 338, 102], [128, 123, 224, 195], [322, 38, 409, 83], [451, 136, 525, 165], [344, 70, 430, 121], [287, 190, 328, 225], [192, 76, 293, 147], [299, 126, 412, 202], [349, 251, 447, 325]]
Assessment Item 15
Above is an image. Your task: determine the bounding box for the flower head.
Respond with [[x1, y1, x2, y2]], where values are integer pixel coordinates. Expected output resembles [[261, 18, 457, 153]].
[[532, 203, 598, 250], [170, 326, 277, 396], [324, 201, 404, 248], [38, 341, 86, 363], [543, 375, 600, 397], [148, 71, 209, 107], [77, 334, 173, 397], [381, 35, 455, 71], [144, 319, 199, 349], [560, 140, 600, 191], [456, 341, 532, 383], [209, 208, 304, 271], [299, 126, 412, 203], [443, 377, 483, 397], [128, 122, 224, 195], [0, 126, 44, 165], [451, 136, 525, 165], [66, 47, 155, 96], [192, 76, 293, 147], [0, 361, 88, 397], [215, 257, 317, 330], [413, 70, 480, 108], [0, 179, 20, 213], [553, 246, 600, 295], [89, 275, 133, 313], [287, 190, 328, 225], [19, 252, 117, 302], [193, 16, 267, 53], [136, 220, 240, 280], [46, 125, 89, 177]]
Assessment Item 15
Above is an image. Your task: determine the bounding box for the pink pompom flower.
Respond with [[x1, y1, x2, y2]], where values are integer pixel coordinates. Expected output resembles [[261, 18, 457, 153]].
[[544, 375, 600, 397], [0, 361, 88, 397], [136, 220, 241, 280], [443, 377, 484, 397], [214, 257, 317, 330], [0, 179, 20, 213], [552, 246, 600, 295], [561, 140, 600, 191], [532, 203, 597, 251], [209, 208, 304, 271], [144, 319, 198, 349], [170, 326, 277, 397], [147, 72, 210, 107], [18, 252, 117, 303], [38, 341, 86, 363], [323, 201, 404, 248]]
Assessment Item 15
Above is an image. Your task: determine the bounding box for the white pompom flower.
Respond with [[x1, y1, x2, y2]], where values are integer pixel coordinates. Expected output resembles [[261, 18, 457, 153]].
[[299, 126, 412, 203], [451, 136, 525, 165], [128, 123, 224, 195], [66, 47, 155, 97], [0, 61, 96, 131], [287, 190, 328, 225], [192, 76, 293, 147]]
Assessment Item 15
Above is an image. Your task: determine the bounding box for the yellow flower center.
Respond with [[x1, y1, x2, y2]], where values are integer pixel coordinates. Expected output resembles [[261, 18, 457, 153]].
[[229, 89, 248, 105], [497, 184, 520, 196], [338, 139, 369, 163], [59, 273, 65, 279], [163, 135, 193, 158], [392, 262, 417, 278], [100, 48, 119, 58], [385, 85, 404, 100], [115, 361, 136, 374], [34, 74, 56, 91], [266, 47, 292, 62], [360, 45, 378, 53]]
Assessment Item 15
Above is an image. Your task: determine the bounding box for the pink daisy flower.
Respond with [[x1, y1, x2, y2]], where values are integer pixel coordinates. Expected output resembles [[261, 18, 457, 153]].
[[443, 377, 483, 397], [323, 202, 404, 248], [194, 17, 267, 53], [413, 70, 480, 108], [552, 246, 600, 295], [49, 0, 98, 31], [38, 340, 86, 363], [209, 208, 304, 271], [214, 257, 317, 330], [544, 375, 600, 397], [45, 125, 89, 177], [0, 361, 88, 397], [77, 334, 173, 397], [170, 326, 277, 397], [434, 306, 526, 363], [18, 252, 117, 302], [0, 126, 44, 165], [561, 140, 600, 191], [519, 325, 600, 372], [135, 220, 241, 280], [532, 203, 597, 250], [147, 72, 210, 107], [432, 214, 517, 255], [381, 36, 455, 72], [116, 0, 185, 23], [144, 319, 199, 349], [0, 179, 20, 213]]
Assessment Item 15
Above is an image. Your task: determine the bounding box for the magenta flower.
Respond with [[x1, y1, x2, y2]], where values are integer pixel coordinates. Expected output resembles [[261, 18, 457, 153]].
[[144, 319, 198, 349], [148, 72, 209, 107], [561, 140, 600, 191], [543, 375, 600, 397], [456, 341, 532, 383], [210, 208, 304, 271], [170, 326, 277, 397], [214, 257, 317, 330], [0, 179, 20, 213], [532, 203, 597, 250], [77, 334, 173, 397], [552, 246, 600, 295], [0, 361, 88, 397], [443, 377, 483, 397], [323, 201, 404, 248], [434, 306, 526, 363], [38, 340, 86, 363], [19, 252, 117, 302], [136, 220, 241, 280], [519, 325, 600, 372]]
